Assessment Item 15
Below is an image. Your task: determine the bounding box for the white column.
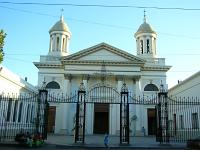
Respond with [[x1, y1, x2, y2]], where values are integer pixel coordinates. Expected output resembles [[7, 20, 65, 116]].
[[63, 36, 66, 53], [150, 36, 153, 54], [83, 80, 87, 91], [60, 35, 63, 52], [83, 75, 92, 134], [129, 79, 136, 136], [116, 77, 123, 135], [135, 79, 141, 97], [60, 74, 71, 134], [143, 37, 146, 54], [66, 36, 69, 54], [49, 35, 52, 52], [154, 37, 156, 55], [53, 34, 56, 51], [136, 38, 139, 55], [135, 78, 143, 135], [58, 34, 62, 52]]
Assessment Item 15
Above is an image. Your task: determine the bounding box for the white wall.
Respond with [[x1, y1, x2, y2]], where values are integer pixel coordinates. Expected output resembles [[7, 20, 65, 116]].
[[169, 71, 200, 97], [0, 66, 37, 94]]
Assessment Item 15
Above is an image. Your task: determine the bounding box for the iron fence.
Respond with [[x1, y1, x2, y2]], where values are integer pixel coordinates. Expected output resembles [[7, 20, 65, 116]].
[[167, 96, 200, 142], [0, 91, 48, 142], [1, 88, 200, 144]]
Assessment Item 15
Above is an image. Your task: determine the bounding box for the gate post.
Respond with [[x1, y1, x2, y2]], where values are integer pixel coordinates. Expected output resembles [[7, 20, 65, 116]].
[[120, 83, 129, 145], [37, 88, 48, 139], [157, 84, 169, 143], [75, 82, 86, 144]]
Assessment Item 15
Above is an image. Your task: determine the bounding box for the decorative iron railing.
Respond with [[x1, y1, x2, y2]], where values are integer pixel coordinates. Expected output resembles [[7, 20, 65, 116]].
[[0, 91, 48, 142]]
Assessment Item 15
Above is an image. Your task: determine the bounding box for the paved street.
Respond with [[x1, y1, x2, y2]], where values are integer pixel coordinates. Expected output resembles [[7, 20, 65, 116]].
[[0, 145, 187, 150], [0, 134, 187, 150], [46, 134, 186, 148]]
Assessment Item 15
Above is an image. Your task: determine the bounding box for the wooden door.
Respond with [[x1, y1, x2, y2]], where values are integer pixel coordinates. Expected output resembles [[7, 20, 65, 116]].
[[148, 108, 156, 135], [47, 106, 56, 133], [93, 104, 109, 134]]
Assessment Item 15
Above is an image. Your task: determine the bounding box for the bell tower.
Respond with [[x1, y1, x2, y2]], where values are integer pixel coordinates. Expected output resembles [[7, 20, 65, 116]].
[[48, 15, 71, 57], [134, 11, 157, 58]]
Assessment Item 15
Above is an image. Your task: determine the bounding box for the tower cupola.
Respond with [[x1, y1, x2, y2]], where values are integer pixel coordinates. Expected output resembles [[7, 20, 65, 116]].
[[48, 15, 71, 56], [134, 12, 157, 58]]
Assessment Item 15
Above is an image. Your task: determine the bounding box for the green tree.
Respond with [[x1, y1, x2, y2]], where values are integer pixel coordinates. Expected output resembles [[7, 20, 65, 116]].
[[0, 30, 6, 63]]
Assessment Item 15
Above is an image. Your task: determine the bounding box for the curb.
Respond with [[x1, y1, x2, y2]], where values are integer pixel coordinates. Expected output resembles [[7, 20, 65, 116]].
[[0, 142, 187, 149], [55, 144, 186, 149], [0, 142, 19, 147]]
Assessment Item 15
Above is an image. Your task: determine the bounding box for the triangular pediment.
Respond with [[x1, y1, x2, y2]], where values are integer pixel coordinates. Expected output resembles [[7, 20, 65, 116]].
[[62, 43, 145, 64]]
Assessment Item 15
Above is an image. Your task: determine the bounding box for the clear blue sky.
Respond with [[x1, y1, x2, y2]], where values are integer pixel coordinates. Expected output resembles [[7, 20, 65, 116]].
[[1, 0, 200, 88]]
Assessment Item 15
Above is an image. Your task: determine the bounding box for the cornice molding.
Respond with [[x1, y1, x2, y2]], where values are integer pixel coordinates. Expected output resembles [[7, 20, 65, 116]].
[[34, 62, 63, 68], [63, 60, 144, 66], [141, 66, 171, 71]]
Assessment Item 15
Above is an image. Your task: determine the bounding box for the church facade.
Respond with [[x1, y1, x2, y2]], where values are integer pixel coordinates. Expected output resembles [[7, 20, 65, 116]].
[[34, 15, 171, 136]]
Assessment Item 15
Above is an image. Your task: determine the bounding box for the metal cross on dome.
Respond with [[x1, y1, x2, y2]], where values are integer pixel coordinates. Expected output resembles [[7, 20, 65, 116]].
[[61, 8, 64, 14], [143, 9, 147, 22]]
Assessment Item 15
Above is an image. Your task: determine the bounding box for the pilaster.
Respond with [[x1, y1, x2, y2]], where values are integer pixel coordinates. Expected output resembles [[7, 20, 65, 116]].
[[135, 78, 143, 135], [82, 74, 93, 134], [115, 76, 124, 135], [61, 74, 72, 134]]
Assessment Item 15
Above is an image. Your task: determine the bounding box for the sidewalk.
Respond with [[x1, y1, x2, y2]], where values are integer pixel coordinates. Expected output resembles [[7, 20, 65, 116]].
[[46, 134, 186, 149]]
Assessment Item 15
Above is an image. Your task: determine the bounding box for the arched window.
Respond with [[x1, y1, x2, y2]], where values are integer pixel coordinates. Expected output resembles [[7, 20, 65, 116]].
[[140, 40, 143, 54], [62, 38, 66, 52], [56, 37, 59, 51], [144, 84, 159, 91], [46, 81, 60, 89], [146, 39, 150, 53]]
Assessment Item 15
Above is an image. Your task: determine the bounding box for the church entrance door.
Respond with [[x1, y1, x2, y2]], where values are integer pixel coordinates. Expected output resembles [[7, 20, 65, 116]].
[[147, 108, 156, 135], [47, 106, 56, 133], [93, 103, 109, 134]]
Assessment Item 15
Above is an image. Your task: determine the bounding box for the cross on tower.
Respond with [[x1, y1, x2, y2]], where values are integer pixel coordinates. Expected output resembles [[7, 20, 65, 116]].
[[61, 8, 64, 15], [143, 9, 147, 22], [60, 8, 64, 21]]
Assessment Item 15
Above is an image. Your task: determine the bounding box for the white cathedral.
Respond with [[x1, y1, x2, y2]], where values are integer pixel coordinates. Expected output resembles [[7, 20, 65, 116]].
[[34, 14, 171, 136]]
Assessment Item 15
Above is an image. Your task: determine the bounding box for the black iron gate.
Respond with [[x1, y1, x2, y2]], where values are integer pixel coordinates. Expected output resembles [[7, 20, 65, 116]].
[[120, 83, 129, 144], [156, 89, 169, 143], [73, 82, 130, 144], [75, 83, 86, 143]]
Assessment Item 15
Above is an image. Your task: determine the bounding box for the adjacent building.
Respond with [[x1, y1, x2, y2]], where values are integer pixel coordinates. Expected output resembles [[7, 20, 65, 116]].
[[168, 71, 200, 138], [168, 71, 200, 97], [0, 66, 38, 140], [0, 65, 37, 95]]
